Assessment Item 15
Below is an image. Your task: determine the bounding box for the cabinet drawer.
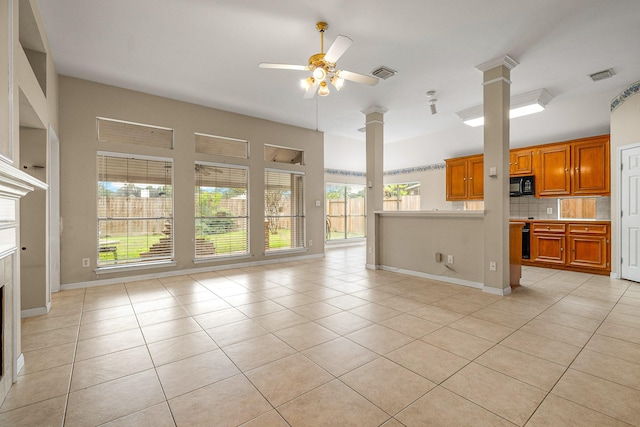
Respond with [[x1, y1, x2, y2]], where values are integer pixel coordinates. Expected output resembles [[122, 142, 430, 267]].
[[568, 224, 608, 235], [532, 223, 566, 234]]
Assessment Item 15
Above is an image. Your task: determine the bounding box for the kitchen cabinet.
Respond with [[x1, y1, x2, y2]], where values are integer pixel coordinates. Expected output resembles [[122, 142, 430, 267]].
[[536, 144, 571, 196], [567, 223, 609, 270], [525, 220, 610, 274], [531, 222, 566, 265], [445, 155, 483, 201], [572, 136, 610, 195], [510, 149, 534, 176], [536, 135, 610, 197]]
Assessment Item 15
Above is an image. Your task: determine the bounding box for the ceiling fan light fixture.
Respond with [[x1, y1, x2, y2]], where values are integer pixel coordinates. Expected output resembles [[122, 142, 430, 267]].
[[331, 75, 344, 91], [301, 77, 315, 90], [313, 67, 327, 81], [318, 81, 330, 97]]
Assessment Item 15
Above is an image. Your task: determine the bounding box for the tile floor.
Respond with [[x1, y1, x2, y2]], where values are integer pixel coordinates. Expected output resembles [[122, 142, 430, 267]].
[[1, 244, 640, 426]]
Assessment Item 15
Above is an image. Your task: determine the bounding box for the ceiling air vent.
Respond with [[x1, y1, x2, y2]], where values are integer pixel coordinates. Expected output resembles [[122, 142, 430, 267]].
[[589, 68, 615, 82], [371, 66, 397, 80]]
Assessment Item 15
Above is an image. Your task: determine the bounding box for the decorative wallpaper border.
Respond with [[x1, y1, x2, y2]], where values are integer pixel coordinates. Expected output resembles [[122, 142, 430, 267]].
[[611, 80, 640, 112], [324, 162, 446, 178]]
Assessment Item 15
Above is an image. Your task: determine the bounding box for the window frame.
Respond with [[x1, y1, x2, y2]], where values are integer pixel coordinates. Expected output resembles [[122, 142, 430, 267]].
[[264, 168, 306, 254], [96, 151, 175, 269], [194, 161, 250, 261], [325, 183, 366, 241], [383, 181, 421, 211]]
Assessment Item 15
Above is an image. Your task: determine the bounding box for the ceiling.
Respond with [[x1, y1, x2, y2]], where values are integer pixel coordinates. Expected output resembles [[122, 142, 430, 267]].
[[37, 0, 640, 170]]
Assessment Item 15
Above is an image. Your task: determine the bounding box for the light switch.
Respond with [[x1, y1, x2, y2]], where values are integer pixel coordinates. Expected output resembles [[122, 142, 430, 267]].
[[489, 166, 497, 177], [315, 200, 321, 207]]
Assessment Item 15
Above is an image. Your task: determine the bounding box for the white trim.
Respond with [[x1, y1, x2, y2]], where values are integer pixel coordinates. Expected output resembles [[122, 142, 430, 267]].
[[482, 285, 512, 296], [193, 254, 252, 264], [365, 263, 379, 270], [610, 272, 620, 279], [476, 55, 519, 72], [361, 105, 389, 115], [379, 265, 483, 289], [264, 248, 307, 256], [195, 160, 249, 170], [21, 301, 51, 318], [95, 260, 177, 275], [482, 76, 512, 86], [62, 253, 324, 290], [16, 354, 24, 376]]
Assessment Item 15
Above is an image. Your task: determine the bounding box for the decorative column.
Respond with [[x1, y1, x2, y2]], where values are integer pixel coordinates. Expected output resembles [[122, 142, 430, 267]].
[[363, 106, 387, 269], [477, 55, 518, 295]]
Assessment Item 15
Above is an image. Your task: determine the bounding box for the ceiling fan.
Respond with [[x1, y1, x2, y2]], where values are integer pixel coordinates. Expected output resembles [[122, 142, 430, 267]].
[[259, 22, 378, 98]]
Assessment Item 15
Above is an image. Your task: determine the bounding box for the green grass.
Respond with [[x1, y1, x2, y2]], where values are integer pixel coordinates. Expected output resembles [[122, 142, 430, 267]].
[[99, 234, 166, 264]]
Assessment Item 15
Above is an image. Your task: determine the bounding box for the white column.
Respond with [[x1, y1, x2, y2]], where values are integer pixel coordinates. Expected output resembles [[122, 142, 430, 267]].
[[477, 55, 518, 295], [363, 106, 387, 269]]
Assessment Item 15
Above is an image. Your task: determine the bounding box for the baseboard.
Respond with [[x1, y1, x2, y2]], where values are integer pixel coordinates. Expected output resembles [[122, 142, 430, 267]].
[[379, 265, 483, 289], [61, 252, 325, 291], [482, 285, 512, 296], [16, 353, 24, 376], [21, 302, 51, 318], [365, 264, 379, 270]]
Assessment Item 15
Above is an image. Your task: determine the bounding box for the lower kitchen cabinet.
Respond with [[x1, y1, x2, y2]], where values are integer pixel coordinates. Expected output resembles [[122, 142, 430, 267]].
[[525, 220, 610, 274]]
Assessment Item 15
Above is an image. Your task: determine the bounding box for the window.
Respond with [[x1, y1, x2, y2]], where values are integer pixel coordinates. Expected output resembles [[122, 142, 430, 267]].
[[195, 133, 248, 159], [383, 182, 421, 211], [97, 153, 173, 266], [97, 117, 173, 149], [325, 184, 366, 240], [195, 163, 249, 259], [559, 197, 597, 219], [265, 170, 305, 251], [264, 144, 303, 165]]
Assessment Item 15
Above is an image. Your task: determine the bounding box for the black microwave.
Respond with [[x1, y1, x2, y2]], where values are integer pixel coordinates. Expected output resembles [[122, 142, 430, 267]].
[[510, 176, 535, 196]]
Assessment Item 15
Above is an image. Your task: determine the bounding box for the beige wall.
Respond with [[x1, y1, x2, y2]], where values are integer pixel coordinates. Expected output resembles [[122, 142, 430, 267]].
[[610, 85, 640, 277], [377, 212, 484, 287], [59, 76, 325, 286]]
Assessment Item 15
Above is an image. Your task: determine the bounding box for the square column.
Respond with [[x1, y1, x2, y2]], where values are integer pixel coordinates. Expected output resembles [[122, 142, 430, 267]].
[[362, 106, 387, 269], [477, 55, 518, 295]]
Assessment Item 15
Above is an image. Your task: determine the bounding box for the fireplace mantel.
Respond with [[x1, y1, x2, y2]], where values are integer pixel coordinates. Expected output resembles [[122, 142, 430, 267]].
[[0, 160, 48, 198]]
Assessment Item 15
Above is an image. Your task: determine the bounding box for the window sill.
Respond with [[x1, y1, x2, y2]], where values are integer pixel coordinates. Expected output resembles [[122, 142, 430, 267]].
[[193, 254, 252, 264], [264, 248, 307, 256], [95, 260, 177, 275]]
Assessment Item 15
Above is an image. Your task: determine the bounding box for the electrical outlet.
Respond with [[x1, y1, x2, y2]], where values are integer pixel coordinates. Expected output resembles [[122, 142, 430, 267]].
[[489, 261, 497, 271], [547, 207, 553, 214], [368, 246, 373, 254], [447, 255, 454, 264], [308, 240, 312, 247], [435, 252, 442, 262], [82, 258, 90, 267]]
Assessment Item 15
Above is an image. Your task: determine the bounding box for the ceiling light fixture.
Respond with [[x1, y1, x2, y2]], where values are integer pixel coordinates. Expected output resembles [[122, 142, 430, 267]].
[[456, 89, 554, 127], [426, 90, 437, 115], [318, 81, 330, 97]]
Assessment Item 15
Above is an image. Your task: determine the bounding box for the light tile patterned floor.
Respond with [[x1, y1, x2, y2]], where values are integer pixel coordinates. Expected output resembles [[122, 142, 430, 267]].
[[2, 244, 640, 426]]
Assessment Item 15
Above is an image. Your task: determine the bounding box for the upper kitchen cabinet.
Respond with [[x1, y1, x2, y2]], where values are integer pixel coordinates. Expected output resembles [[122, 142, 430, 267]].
[[571, 135, 610, 195], [445, 154, 483, 201], [536, 144, 571, 197], [536, 135, 610, 197], [509, 148, 534, 176]]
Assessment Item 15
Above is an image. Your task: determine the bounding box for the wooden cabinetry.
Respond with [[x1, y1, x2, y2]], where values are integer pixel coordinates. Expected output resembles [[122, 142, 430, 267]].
[[531, 222, 566, 265], [445, 155, 483, 201], [536, 144, 571, 196], [572, 136, 610, 195], [536, 135, 610, 197], [526, 220, 610, 274], [510, 149, 534, 176]]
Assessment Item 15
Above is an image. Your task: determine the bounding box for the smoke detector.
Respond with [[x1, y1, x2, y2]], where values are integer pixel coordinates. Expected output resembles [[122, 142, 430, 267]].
[[371, 66, 397, 80], [589, 68, 615, 82], [427, 90, 438, 115]]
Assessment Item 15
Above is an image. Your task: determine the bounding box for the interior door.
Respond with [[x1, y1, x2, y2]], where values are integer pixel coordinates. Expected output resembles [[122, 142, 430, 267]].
[[621, 144, 640, 282]]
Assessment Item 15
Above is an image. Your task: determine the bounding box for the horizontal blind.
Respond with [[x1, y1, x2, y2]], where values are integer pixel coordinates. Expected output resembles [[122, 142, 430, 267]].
[[97, 117, 173, 149], [195, 133, 248, 159], [264, 144, 303, 165], [195, 163, 249, 258], [264, 170, 305, 251]]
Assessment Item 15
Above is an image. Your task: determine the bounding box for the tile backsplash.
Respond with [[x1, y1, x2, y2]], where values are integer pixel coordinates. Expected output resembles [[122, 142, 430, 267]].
[[452, 196, 611, 220], [509, 195, 611, 220]]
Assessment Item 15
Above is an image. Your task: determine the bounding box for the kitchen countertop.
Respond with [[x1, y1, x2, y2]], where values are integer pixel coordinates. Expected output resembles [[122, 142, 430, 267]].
[[510, 218, 610, 222]]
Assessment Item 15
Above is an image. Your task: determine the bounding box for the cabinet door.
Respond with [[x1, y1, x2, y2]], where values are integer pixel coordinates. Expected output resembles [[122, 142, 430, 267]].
[[446, 158, 468, 201], [532, 233, 566, 264], [467, 156, 484, 200], [537, 144, 571, 196], [568, 235, 608, 269], [510, 149, 534, 176], [572, 137, 610, 195]]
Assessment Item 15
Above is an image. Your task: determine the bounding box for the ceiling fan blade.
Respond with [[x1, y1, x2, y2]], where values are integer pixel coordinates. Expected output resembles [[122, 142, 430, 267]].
[[303, 80, 319, 99], [324, 35, 352, 64], [259, 63, 307, 71], [338, 70, 379, 86]]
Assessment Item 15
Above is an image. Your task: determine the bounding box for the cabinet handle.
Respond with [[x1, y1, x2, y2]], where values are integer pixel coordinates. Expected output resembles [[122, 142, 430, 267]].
[[585, 227, 589, 232], [463, 177, 466, 181], [565, 168, 569, 172], [575, 167, 579, 171], [560, 247, 564, 251], [470, 177, 473, 180], [546, 226, 550, 230]]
